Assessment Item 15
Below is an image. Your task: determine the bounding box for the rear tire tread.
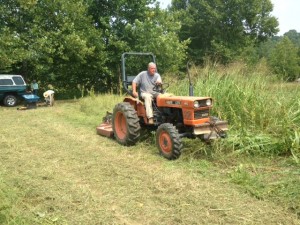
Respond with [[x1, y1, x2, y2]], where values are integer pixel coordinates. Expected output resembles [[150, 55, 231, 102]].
[[112, 102, 140, 146]]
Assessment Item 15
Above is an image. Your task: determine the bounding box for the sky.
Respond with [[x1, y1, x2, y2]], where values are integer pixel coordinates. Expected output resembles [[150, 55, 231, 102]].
[[157, 0, 300, 35]]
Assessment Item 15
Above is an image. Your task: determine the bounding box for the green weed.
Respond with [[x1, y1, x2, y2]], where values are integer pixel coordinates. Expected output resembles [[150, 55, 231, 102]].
[[168, 62, 300, 162]]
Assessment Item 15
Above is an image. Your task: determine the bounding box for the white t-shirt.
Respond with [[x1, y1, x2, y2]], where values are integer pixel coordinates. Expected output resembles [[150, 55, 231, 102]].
[[43, 90, 55, 98]]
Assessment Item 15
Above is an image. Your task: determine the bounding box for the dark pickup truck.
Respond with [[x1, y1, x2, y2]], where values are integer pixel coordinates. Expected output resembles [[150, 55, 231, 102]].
[[0, 74, 27, 106]]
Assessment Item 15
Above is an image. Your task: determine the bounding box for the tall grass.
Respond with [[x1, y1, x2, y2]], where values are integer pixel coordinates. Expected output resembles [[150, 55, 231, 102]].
[[75, 62, 300, 162], [53, 89, 300, 218], [75, 91, 123, 128], [167, 61, 300, 161]]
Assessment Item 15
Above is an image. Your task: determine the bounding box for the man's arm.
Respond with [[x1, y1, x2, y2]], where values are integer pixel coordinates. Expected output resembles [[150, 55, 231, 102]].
[[132, 82, 138, 97], [156, 73, 162, 84]]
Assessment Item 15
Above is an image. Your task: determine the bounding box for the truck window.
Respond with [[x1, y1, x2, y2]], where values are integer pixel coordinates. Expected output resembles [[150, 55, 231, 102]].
[[12, 76, 25, 85], [0, 79, 14, 85]]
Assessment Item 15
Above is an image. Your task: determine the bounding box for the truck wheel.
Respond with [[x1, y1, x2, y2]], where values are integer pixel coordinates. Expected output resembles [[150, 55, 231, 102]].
[[156, 123, 182, 160], [4, 95, 17, 107], [112, 102, 141, 145]]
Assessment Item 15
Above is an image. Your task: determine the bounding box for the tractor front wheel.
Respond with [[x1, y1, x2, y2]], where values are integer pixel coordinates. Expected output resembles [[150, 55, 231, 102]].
[[156, 123, 182, 160], [112, 102, 141, 146]]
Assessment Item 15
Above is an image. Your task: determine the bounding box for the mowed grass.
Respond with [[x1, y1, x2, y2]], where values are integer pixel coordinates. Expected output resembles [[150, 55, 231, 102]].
[[0, 95, 300, 225]]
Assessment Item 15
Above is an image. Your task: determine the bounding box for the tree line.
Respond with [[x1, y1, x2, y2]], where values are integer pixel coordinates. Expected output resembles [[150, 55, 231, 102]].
[[0, 0, 299, 97], [259, 30, 300, 81]]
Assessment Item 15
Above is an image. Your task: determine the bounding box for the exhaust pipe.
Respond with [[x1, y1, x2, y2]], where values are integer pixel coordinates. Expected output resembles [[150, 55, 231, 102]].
[[187, 61, 194, 96]]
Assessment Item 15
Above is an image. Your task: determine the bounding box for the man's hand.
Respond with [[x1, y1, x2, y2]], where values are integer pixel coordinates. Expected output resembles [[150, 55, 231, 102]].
[[132, 90, 138, 98], [132, 82, 139, 98]]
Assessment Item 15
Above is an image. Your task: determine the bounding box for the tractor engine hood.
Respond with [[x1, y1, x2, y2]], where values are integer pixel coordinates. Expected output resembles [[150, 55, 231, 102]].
[[156, 94, 213, 109], [156, 94, 215, 126]]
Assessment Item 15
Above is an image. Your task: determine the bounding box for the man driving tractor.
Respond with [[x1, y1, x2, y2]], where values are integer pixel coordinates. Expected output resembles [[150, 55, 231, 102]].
[[132, 62, 162, 124], [96, 52, 228, 160]]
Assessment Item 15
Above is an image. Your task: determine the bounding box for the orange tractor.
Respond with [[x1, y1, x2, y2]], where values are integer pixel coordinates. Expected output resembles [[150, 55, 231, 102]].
[[97, 52, 228, 160]]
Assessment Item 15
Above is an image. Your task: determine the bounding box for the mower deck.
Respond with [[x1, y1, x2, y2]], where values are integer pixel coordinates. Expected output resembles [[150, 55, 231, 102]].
[[96, 122, 114, 137]]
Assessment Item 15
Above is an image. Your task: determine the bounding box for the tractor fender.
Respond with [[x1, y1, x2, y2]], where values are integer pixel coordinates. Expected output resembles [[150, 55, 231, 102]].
[[124, 96, 141, 104], [124, 96, 147, 123]]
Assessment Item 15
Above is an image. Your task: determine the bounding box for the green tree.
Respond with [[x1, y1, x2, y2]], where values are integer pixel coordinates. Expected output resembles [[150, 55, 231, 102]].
[[123, 7, 189, 73], [86, 0, 157, 84], [0, 0, 108, 95], [1, 0, 189, 95], [170, 0, 279, 63], [0, 0, 34, 73], [269, 36, 300, 81], [87, 0, 189, 84], [0, 28, 27, 72], [284, 30, 300, 47]]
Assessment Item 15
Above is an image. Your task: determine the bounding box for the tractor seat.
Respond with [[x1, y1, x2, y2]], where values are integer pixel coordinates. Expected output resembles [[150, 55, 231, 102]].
[[126, 75, 143, 100], [126, 75, 136, 86]]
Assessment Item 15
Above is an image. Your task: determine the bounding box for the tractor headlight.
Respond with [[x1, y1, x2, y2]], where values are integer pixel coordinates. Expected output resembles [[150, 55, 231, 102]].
[[194, 101, 200, 108], [206, 99, 212, 106]]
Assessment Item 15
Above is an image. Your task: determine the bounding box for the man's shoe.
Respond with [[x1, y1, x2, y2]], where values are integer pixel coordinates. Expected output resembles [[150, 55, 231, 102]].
[[148, 118, 154, 124]]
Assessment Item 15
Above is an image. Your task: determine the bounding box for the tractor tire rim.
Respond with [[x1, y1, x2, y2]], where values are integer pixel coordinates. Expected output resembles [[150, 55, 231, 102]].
[[115, 111, 127, 140], [159, 131, 172, 153]]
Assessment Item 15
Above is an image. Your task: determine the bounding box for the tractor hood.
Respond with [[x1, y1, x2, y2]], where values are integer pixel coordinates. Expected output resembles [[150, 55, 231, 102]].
[[156, 94, 213, 109]]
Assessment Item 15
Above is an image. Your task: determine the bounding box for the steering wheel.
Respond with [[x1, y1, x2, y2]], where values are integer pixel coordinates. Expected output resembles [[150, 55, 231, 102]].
[[153, 83, 169, 94]]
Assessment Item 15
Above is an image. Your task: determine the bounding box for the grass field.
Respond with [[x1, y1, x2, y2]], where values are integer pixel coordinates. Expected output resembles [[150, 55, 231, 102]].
[[0, 94, 300, 224]]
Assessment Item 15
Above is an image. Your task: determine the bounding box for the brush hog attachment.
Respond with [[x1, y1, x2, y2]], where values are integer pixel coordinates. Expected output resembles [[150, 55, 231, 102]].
[[96, 122, 113, 137], [96, 112, 114, 138]]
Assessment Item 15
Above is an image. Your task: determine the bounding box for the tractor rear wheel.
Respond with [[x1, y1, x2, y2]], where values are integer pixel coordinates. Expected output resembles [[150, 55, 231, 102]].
[[156, 123, 182, 160], [112, 102, 141, 146]]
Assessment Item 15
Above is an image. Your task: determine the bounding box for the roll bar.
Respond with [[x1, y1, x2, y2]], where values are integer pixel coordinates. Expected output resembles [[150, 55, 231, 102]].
[[121, 52, 156, 95]]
